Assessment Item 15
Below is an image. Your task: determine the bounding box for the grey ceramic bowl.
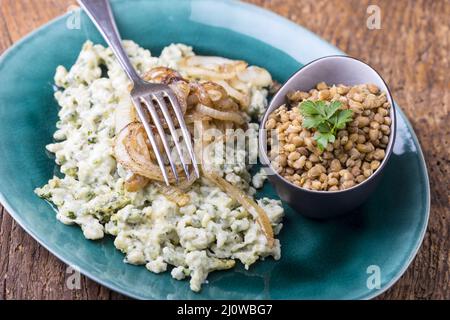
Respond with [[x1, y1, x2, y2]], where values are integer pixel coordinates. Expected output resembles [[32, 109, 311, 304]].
[[259, 55, 397, 219]]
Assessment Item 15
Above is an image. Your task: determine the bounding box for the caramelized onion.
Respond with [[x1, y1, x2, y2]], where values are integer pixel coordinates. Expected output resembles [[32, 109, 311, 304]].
[[201, 81, 239, 111], [114, 122, 179, 183], [237, 66, 272, 87], [125, 174, 149, 192], [215, 80, 250, 109], [143, 67, 189, 118], [143, 66, 183, 84], [180, 56, 248, 81], [196, 104, 245, 125], [156, 183, 191, 207], [184, 113, 212, 124], [188, 82, 214, 107]]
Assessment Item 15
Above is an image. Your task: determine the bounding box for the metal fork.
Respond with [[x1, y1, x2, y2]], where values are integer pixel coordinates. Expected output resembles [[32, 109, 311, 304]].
[[78, 0, 199, 185]]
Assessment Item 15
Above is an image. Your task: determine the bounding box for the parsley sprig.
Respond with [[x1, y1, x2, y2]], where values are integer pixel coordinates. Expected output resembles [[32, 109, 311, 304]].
[[299, 100, 353, 151]]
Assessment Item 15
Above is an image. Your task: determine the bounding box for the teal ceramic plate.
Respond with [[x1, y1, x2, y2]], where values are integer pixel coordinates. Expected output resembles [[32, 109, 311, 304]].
[[0, 0, 429, 300]]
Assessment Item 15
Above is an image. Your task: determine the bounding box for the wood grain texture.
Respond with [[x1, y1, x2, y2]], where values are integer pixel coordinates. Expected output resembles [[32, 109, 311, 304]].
[[0, 0, 448, 300]]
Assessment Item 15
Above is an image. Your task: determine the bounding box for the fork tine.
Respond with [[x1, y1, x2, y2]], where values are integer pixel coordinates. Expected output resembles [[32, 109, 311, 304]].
[[132, 97, 171, 185], [164, 91, 201, 179], [141, 96, 179, 184], [153, 93, 191, 178]]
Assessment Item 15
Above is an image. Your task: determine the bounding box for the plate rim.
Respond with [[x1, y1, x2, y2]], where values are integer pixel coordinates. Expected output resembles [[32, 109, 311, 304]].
[[0, 0, 430, 300]]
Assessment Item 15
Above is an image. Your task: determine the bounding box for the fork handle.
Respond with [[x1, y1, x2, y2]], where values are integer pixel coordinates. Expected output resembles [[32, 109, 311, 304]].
[[78, 0, 142, 85]]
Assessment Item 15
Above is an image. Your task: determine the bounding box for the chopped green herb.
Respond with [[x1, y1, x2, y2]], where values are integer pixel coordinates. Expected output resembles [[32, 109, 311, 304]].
[[65, 167, 78, 177], [67, 211, 76, 219], [299, 100, 353, 150], [87, 137, 97, 144], [86, 191, 95, 200]]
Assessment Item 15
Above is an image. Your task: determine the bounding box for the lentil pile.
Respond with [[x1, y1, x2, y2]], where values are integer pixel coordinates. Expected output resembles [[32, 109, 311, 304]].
[[266, 82, 392, 191]]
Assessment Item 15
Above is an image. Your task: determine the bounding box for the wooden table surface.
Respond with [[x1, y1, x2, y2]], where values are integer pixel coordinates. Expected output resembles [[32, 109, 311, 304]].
[[0, 0, 448, 300]]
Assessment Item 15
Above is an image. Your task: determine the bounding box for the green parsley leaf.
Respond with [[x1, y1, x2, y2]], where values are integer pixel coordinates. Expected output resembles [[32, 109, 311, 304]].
[[299, 100, 320, 116], [314, 132, 335, 151], [317, 122, 332, 133], [298, 100, 353, 150], [314, 101, 328, 117], [335, 109, 353, 129], [326, 101, 342, 119], [302, 115, 323, 129]]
